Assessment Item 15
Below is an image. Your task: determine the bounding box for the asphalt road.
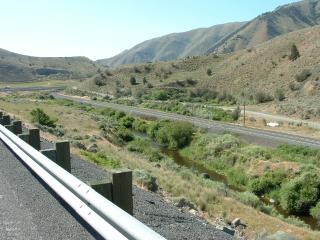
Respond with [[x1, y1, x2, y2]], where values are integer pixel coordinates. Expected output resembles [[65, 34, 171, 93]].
[[53, 93, 320, 149], [0, 86, 65, 92], [0, 140, 99, 240]]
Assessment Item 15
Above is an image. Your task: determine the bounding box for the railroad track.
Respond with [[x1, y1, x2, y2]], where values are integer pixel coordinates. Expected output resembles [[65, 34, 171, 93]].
[[53, 93, 320, 149]]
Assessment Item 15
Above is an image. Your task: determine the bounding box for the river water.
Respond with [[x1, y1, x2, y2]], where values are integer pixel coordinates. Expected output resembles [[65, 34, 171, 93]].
[[161, 148, 319, 230]]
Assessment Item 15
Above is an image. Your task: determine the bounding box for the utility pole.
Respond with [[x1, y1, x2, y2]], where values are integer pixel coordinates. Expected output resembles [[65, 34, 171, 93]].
[[243, 103, 246, 126]]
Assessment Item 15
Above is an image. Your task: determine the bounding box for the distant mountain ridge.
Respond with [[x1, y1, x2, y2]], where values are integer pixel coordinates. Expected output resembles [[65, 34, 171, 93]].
[[96, 22, 245, 66], [0, 48, 99, 82], [98, 0, 320, 67], [207, 0, 320, 54]]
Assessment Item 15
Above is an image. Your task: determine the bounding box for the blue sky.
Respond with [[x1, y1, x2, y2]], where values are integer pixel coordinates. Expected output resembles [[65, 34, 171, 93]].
[[0, 0, 298, 60]]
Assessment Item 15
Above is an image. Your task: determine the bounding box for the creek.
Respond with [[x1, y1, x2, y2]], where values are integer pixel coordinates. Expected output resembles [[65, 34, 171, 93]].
[[161, 148, 319, 230]]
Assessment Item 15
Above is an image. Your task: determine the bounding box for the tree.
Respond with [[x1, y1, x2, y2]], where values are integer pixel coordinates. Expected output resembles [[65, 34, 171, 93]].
[[289, 44, 300, 61], [130, 76, 136, 85], [30, 108, 57, 128], [231, 106, 241, 121], [206, 68, 212, 76], [143, 77, 147, 84]]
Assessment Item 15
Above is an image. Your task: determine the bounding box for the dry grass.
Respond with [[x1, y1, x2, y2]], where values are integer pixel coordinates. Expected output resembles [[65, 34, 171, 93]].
[[1, 96, 320, 239]]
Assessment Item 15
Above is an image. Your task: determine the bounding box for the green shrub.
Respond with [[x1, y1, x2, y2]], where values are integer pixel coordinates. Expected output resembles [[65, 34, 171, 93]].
[[127, 138, 164, 162], [235, 191, 260, 208], [152, 90, 169, 101], [289, 82, 300, 91], [130, 76, 137, 85], [310, 201, 320, 221], [94, 76, 107, 86], [30, 108, 57, 128], [250, 171, 286, 195], [115, 111, 126, 120], [132, 119, 148, 133], [295, 69, 311, 82], [206, 68, 212, 76], [274, 89, 285, 101], [231, 106, 241, 121], [134, 170, 158, 191], [143, 77, 147, 84], [227, 169, 248, 186], [119, 116, 135, 128], [211, 107, 234, 122], [254, 92, 274, 103], [149, 121, 194, 149], [116, 127, 134, 142], [146, 150, 163, 162], [100, 108, 116, 116], [279, 172, 320, 214], [127, 138, 150, 153]]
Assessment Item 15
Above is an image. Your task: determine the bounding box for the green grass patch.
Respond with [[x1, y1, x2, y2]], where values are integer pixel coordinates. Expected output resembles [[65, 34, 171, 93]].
[[80, 150, 121, 169]]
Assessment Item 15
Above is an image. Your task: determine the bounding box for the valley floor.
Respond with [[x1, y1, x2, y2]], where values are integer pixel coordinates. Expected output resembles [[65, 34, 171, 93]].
[[1, 91, 320, 239]]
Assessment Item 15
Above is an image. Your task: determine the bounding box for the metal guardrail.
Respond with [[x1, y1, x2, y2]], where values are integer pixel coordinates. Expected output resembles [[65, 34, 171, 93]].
[[0, 124, 166, 240]]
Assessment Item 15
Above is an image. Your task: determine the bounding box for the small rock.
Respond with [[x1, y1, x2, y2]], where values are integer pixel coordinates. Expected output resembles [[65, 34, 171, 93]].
[[269, 198, 275, 204], [87, 143, 98, 153], [189, 209, 197, 215], [216, 225, 235, 236], [231, 218, 241, 227]]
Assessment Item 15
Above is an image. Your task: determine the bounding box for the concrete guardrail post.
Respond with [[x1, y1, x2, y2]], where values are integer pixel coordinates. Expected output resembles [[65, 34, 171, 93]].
[[5, 124, 14, 132], [29, 128, 40, 150], [12, 121, 22, 135], [55, 141, 71, 172], [2, 115, 11, 125], [112, 171, 133, 215]]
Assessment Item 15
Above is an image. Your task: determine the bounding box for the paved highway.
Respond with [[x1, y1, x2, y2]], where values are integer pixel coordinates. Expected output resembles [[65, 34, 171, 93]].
[[0, 86, 65, 92], [0, 140, 99, 240], [53, 93, 320, 149]]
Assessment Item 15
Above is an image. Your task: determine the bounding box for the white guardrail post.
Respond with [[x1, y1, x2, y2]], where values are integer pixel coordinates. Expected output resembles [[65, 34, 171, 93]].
[[0, 124, 166, 240]]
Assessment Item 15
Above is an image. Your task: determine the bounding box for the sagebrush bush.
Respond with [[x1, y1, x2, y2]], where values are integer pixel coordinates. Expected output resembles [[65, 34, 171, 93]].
[[274, 89, 285, 101], [235, 191, 260, 208], [254, 91, 274, 103], [289, 44, 300, 61], [134, 170, 158, 192], [295, 69, 311, 82]]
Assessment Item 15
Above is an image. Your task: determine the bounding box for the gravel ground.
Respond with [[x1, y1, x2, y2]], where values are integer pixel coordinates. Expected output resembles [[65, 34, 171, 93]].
[[39, 137, 234, 240]]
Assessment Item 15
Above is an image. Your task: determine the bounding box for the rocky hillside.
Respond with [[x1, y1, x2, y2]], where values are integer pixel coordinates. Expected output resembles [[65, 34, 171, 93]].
[[207, 0, 320, 54], [0, 48, 99, 82], [82, 24, 320, 120], [98, 0, 320, 67], [96, 22, 245, 67]]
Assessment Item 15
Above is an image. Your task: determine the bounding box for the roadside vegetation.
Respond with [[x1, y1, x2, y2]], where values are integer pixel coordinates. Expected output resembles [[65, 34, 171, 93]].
[[1, 92, 319, 239]]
